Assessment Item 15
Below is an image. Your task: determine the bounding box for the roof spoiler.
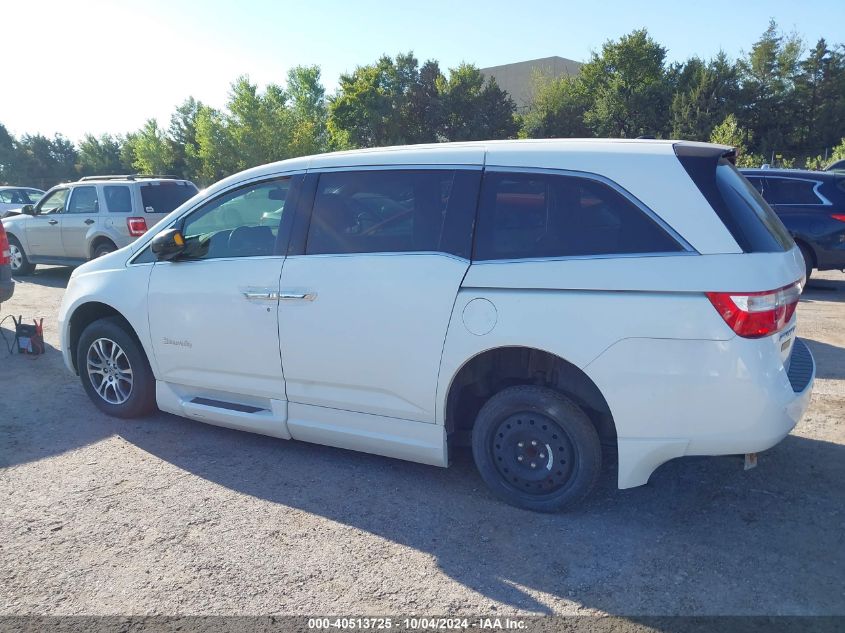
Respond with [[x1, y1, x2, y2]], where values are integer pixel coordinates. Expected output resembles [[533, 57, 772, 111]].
[[673, 142, 737, 164]]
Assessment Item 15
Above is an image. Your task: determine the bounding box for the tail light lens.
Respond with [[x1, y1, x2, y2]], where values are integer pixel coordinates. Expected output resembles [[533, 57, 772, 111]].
[[831, 214, 845, 223], [0, 224, 10, 265], [127, 217, 148, 237], [706, 280, 803, 338]]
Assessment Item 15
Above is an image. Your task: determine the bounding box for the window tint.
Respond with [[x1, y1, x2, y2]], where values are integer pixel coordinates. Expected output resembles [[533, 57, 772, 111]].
[[763, 178, 824, 205], [474, 172, 682, 261], [180, 178, 291, 260], [305, 170, 478, 257], [140, 181, 198, 214], [66, 186, 99, 214], [25, 190, 44, 203], [104, 185, 133, 213], [36, 188, 69, 214], [678, 155, 792, 253]]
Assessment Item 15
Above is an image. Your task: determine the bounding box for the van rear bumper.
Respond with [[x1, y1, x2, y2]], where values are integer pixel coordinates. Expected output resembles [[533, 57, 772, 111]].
[[586, 335, 815, 489]]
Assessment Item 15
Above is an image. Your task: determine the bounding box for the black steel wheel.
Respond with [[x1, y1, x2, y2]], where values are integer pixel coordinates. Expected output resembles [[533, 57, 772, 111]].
[[472, 385, 601, 512]]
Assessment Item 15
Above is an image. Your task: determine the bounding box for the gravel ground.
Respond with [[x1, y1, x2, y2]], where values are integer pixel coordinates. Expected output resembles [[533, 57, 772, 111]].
[[0, 267, 843, 616]]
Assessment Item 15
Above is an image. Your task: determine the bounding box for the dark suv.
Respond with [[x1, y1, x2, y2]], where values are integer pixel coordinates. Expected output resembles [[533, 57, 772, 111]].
[[740, 168, 845, 278]]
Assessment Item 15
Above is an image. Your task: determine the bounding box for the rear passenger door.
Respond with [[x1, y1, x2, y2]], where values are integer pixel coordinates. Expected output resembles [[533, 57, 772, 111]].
[[277, 168, 481, 423], [62, 185, 101, 258]]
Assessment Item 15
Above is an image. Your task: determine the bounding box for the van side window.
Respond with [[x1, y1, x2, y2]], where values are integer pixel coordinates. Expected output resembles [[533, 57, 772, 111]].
[[474, 172, 683, 261], [305, 170, 479, 258], [179, 178, 292, 260], [104, 185, 133, 213]]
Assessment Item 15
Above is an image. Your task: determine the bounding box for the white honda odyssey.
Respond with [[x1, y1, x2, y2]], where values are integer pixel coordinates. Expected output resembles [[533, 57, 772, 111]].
[[58, 139, 815, 512]]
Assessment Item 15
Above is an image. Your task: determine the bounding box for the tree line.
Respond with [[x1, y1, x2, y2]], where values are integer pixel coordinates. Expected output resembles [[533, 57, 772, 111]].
[[2, 20, 844, 190]]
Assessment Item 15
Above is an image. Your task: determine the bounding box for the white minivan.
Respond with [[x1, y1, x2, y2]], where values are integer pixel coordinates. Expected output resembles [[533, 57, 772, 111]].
[[58, 139, 815, 512]]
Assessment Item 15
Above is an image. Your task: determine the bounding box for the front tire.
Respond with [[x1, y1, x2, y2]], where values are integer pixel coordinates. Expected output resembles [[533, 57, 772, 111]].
[[8, 236, 35, 275], [471, 385, 602, 512], [77, 317, 156, 418]]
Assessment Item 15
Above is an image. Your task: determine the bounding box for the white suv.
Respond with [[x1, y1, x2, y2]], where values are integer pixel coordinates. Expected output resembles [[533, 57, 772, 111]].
[[2, 175, 197, 275], [58, 140, 815, 512]]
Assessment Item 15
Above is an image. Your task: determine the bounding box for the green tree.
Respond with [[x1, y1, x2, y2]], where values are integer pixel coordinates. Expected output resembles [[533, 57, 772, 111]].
[[192, 105, 236, 185], [521, 72, 590, 138], [670, 52, 740, 140], [329, 53, 443, 147], [440, 63, 518, 141], [130, 119, 174, 174], [736, 20, 803, 156], [78, 134, 125, 176], [0, 123, 16, 183], [168, 97, 204, 179], [578, 28, 671, 137], [11, 134, 78, 188], [709, 114, 763, 166]]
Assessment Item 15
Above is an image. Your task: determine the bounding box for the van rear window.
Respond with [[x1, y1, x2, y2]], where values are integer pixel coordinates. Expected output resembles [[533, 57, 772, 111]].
[[140, 182, 198, 214], [677, 154, 793, 253]]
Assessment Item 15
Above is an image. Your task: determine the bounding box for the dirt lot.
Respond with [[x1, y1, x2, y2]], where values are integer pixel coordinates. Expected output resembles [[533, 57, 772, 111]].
[[0, 267, 843, 616]]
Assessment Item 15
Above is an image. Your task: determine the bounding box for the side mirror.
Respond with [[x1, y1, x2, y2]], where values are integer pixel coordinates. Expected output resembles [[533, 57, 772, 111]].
[[150, 228, 187, 261], [22, 205, 35, 215]]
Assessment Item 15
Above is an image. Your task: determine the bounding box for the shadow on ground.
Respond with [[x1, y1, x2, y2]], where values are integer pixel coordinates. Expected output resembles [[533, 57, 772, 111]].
[[11, 266, 73, 290]]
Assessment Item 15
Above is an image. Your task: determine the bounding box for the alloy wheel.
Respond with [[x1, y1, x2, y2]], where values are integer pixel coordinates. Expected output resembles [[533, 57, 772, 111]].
[[86, 337, 134, 405], [9, 243, 23, 271]]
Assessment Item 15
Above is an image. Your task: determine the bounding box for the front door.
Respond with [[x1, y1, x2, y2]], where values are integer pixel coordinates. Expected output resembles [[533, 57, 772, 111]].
[[278, 168, 481, 423], [62, 185, 101, 258], [26, 188, 69, 257], [146, 175, 300, 426]]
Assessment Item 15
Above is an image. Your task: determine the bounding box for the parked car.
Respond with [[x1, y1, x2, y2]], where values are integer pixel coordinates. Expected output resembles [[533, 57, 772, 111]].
[[0, 186, 44, 218], [58, 140, 814, 512], [824, 158, 845, 171], [1, 175, 198, 275], [0, 221, 14, 303], [740, 168, 845, 279]]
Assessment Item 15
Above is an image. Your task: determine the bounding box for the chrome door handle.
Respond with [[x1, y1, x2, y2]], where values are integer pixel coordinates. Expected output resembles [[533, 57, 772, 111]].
[[279, 292, 317, 301], [242, 289, 279, 302], [48, 219, 58, 225]]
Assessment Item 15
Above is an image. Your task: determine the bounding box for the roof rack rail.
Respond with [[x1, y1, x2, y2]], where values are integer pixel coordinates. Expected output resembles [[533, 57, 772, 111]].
[[78, 174, 182, 182]]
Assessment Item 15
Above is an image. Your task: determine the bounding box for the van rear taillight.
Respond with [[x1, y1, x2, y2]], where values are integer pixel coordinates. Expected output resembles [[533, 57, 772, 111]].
[[706, 280, 803, 339], [127, 217, 148, 237]]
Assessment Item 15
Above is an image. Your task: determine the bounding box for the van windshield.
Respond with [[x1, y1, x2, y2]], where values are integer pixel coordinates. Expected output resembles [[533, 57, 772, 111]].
[[140, 182, 198, 214]]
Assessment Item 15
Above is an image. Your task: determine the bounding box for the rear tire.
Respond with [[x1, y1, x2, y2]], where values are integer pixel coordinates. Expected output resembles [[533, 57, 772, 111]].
[[798, 242, 814, 282], [471, 385, 602, 512], [77, 317, 156, 418], [92, 241, 117, 259], [8, 236, 35, 276]]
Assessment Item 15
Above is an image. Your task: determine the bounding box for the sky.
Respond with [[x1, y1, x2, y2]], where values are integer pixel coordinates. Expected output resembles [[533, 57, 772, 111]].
[[2, 0, 844, 141]]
